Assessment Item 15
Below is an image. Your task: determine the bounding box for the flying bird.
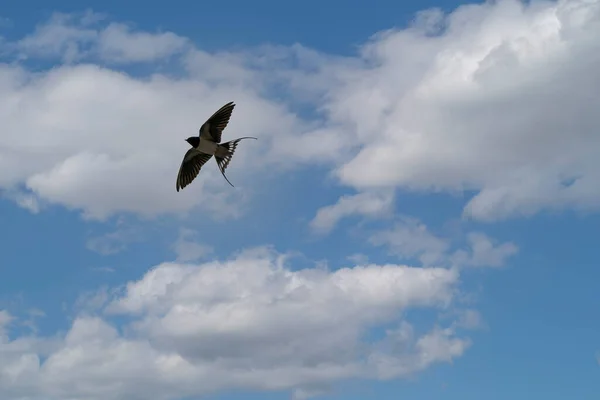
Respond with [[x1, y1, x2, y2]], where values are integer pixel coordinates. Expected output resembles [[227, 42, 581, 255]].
[[176, 101, 256, 191]]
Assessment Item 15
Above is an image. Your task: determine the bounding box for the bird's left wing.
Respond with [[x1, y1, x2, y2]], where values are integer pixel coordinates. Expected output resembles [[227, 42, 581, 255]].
[[176, 149, 213, 192], [199, 101, 235, 143]]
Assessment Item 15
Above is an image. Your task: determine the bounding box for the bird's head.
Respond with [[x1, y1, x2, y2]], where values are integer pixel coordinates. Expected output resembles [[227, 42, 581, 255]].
[[185, 137, 199, 147]]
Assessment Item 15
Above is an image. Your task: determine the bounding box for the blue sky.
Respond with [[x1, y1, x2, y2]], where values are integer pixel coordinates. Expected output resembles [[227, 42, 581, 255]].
[[1, 0, 599, 399]]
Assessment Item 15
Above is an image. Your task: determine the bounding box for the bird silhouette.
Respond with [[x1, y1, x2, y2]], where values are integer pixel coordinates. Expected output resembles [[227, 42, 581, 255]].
[[176, 101, 256, 191]]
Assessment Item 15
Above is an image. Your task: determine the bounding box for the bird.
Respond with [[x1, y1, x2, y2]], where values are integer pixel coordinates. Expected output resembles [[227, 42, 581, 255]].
[[176, 101, 256, 192]]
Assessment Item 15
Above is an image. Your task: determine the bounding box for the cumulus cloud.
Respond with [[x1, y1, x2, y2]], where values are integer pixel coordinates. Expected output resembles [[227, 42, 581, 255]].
[[0, 248, 469, 400], [0, 63, 269, 219], [305, 0, 600, 221], [0, 13, 347, 220]]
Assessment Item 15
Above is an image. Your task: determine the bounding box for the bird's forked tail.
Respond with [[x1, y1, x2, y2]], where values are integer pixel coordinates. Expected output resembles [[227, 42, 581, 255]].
[[215, 137, 257, 187]]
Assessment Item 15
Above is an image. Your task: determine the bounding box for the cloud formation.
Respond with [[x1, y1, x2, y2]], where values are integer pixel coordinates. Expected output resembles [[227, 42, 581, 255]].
[[0, 12, 346, 220], [1, 1, 597, 398], [2, 0, 600, 222], [16, 11, 189, 63], [330, 0, 600, 221], [1, 248, 469, 400]]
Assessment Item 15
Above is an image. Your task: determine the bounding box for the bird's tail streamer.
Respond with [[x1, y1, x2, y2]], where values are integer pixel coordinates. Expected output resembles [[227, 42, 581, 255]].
[[215, 137, 257, 187]]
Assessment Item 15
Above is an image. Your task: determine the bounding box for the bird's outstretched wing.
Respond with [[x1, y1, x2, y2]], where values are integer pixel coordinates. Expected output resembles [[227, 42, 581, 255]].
[[176, 149, 213, 192], [199, 101, 235, 143]]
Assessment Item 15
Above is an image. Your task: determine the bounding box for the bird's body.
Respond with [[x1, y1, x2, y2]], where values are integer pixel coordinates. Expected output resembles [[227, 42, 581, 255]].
[[197, 138, 219, 155], [176, 101, 256, 192]]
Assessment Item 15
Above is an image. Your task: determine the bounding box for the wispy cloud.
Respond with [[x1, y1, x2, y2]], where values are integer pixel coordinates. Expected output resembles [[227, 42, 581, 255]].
[[86, 225, 143, 255], [172, 228, 213, 262], [370, 217, 518, 268], [310, 191, 395, 234]]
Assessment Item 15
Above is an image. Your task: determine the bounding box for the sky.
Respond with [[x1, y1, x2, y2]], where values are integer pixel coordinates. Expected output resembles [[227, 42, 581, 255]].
[[0, 0, 599, 399]]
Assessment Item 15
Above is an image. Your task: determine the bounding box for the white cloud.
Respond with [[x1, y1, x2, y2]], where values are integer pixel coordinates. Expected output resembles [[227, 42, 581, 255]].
[[96, 23, 189, 63], [15, 11, 187, 64], [370, 217, 517, 268], [16, 12, 99, 62], [368, 324, 470, 380], [299, 0, 600, 221], [451, 232, 519, 268], [310, 191, 394, 233], [0, 12, 352, 220], [0, 65, 261, 218], [370, 216, 450, 266], [0, 248, 469, 400]]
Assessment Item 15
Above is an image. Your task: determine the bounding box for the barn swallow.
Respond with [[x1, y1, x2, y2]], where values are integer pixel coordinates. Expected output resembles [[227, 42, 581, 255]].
[[176, 101, 256, 191]]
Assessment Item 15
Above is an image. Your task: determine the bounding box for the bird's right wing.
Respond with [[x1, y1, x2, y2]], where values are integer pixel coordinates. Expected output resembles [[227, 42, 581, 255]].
[[199, 101, 235, 143], [176, 149, 213, 192]]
